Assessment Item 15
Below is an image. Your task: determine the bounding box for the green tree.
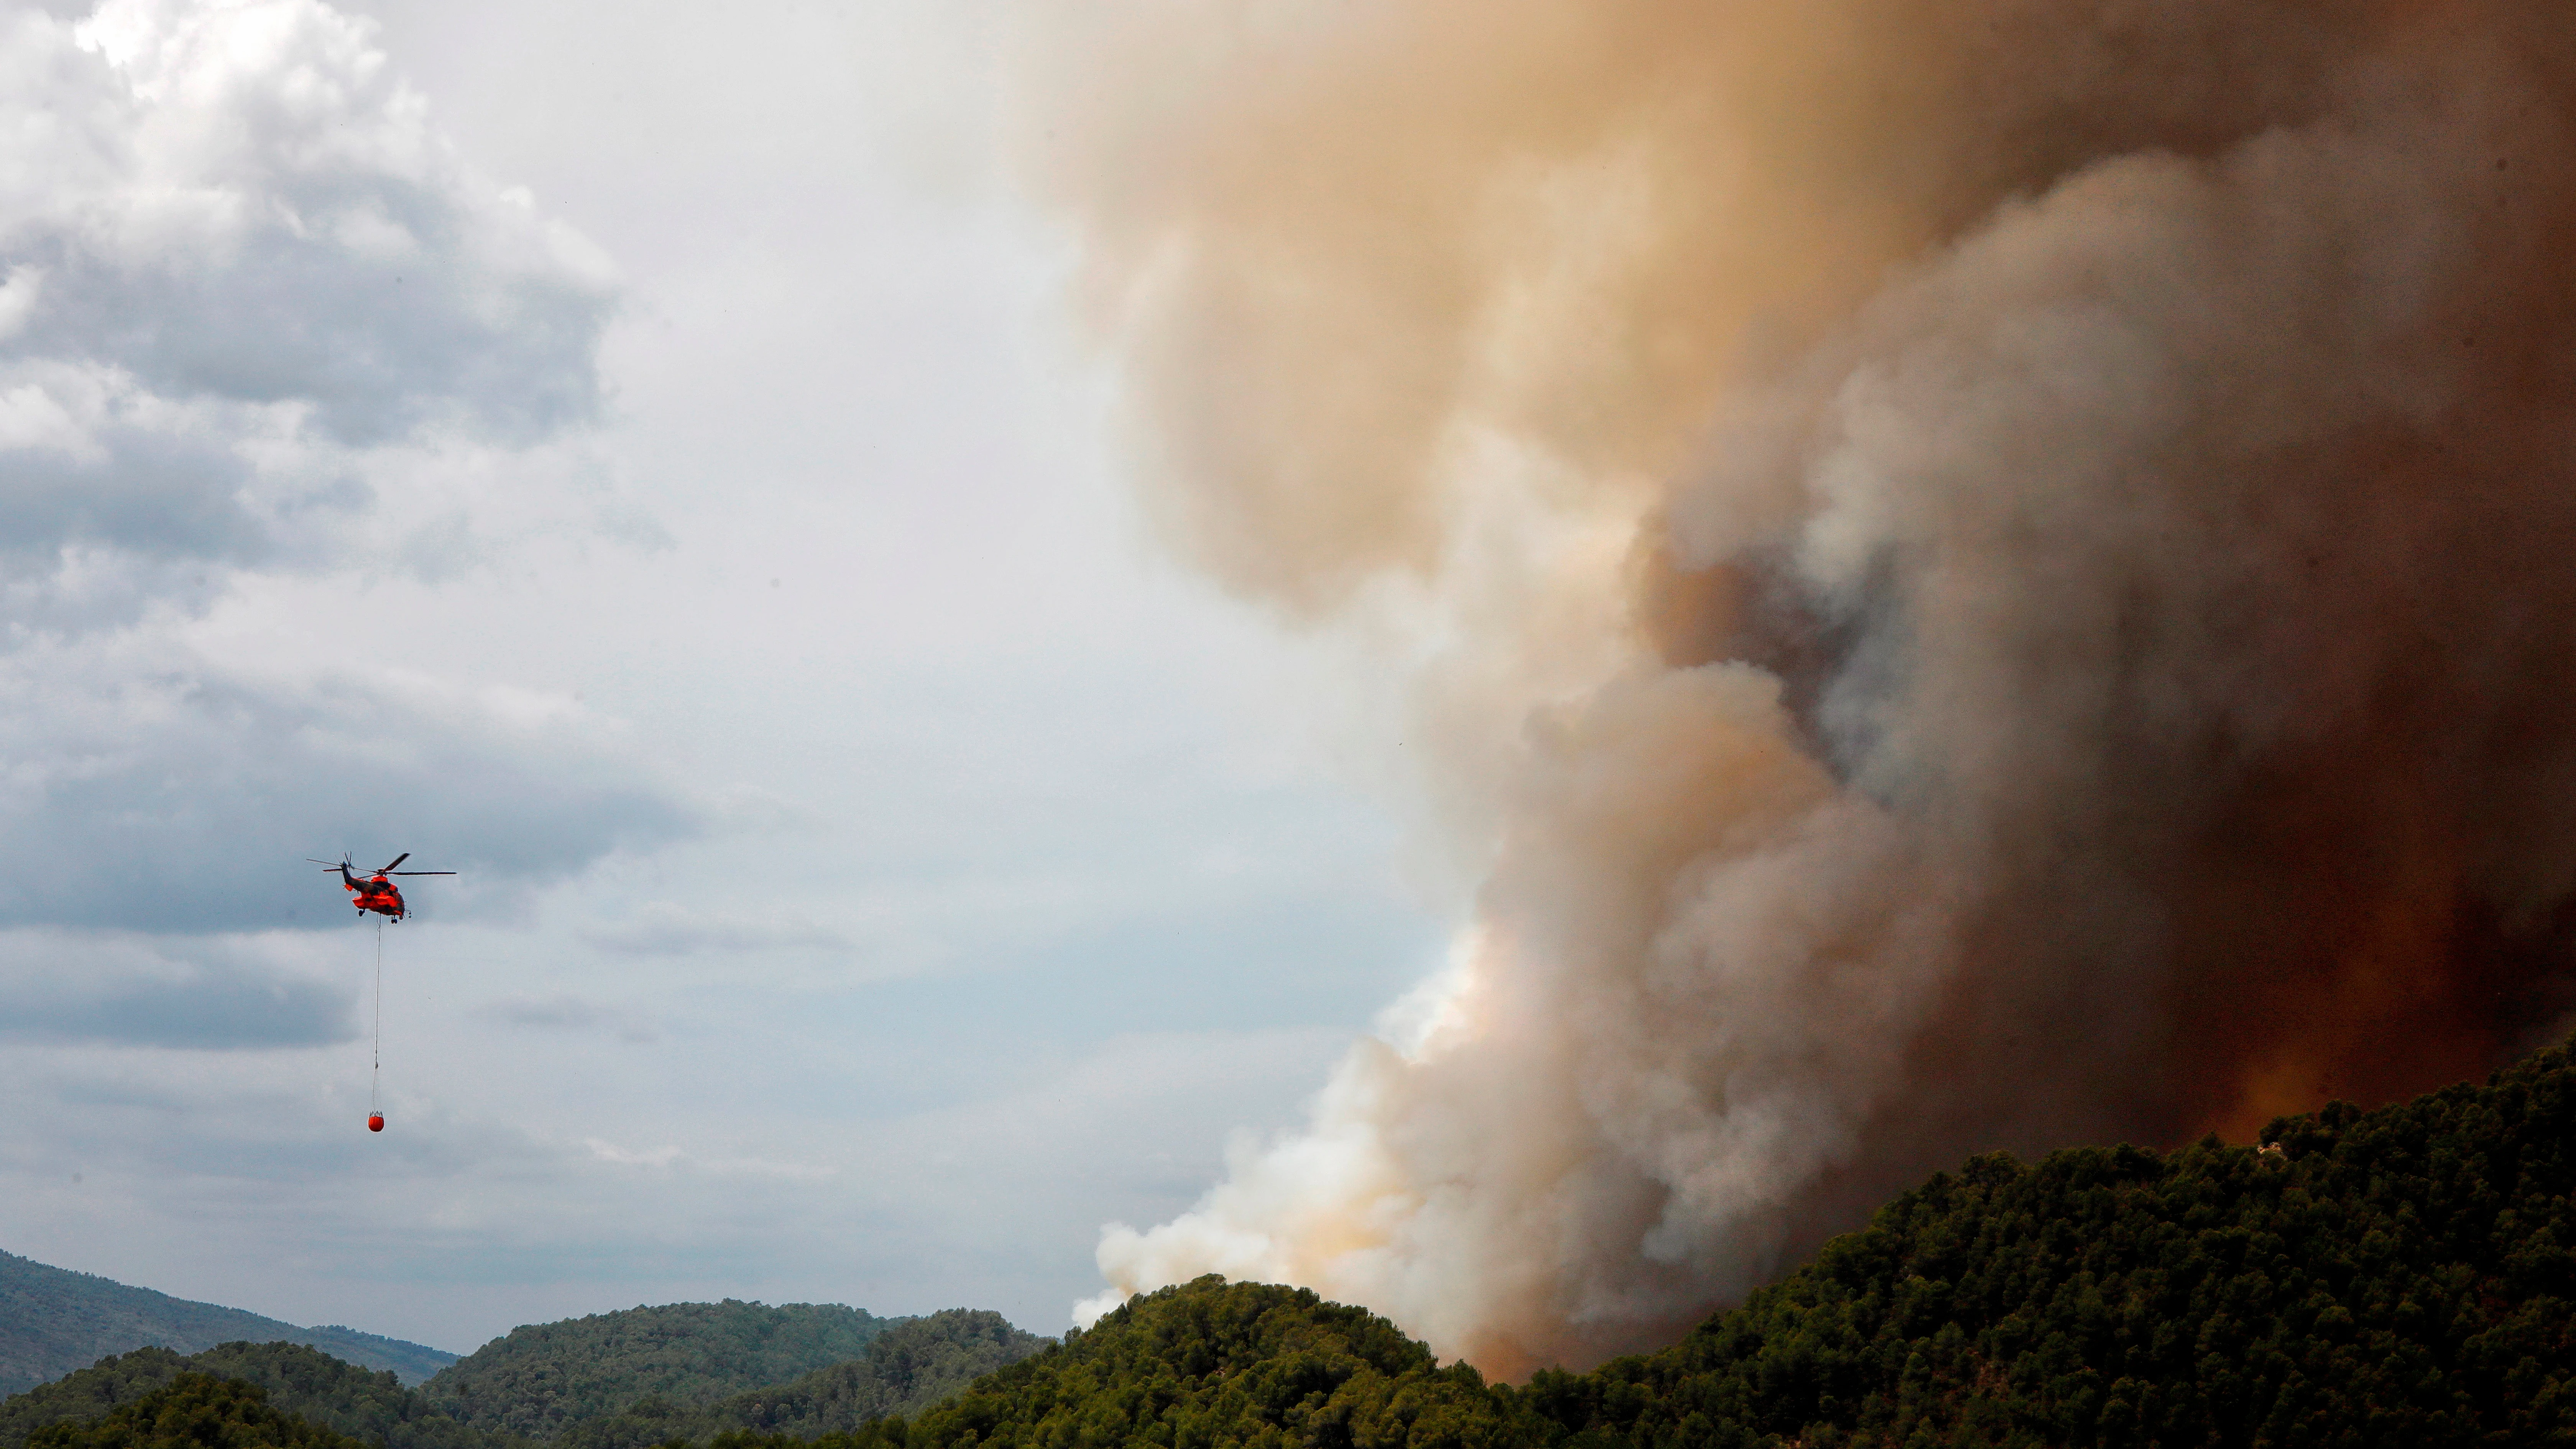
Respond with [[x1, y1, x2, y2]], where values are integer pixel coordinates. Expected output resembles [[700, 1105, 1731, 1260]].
[[28, 1373, 366, 1449], [3, 1344, 517, 1449], [424, 1303, 905, 1440]]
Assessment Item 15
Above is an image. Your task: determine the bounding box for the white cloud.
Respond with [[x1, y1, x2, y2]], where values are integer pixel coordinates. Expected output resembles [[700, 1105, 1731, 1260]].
[[0, 0, 697, 936], [0, 0, 619, 633], [0, 266, 39, 341]]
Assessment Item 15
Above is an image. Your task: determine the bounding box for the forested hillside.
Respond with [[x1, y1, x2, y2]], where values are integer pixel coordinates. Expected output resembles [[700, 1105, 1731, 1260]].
[[1537, 1035, 2576, 1447], [0, 1344, 512, 1449], [849, 1278, 1503, 1449], [0, 1254, 455, 1396], [757, 1037, 2576, 1449], [553, 1313, 1047, 1449], [26, 1373, 364, 1449], [0, 1301, 1045, 1449], [420, 1302, 904, 1440]]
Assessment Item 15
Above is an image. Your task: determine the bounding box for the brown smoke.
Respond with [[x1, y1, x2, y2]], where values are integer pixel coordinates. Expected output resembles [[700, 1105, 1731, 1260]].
[[1024, 0, 2576, 1376]]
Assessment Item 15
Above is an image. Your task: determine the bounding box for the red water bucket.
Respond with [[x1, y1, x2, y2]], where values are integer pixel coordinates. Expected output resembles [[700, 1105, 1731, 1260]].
[[367, 1114, 385, 1133]]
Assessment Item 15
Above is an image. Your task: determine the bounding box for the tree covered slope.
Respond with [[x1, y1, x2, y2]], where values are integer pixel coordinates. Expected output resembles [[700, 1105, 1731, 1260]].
[[26, 1373, 366, 1449], [1, 1302, 1045, 1449], [420, 1302, 904, 1440], [0, 1344, 512, 1449], [1541, 1035, 2576, 1447], [0, 1254, 456, 1396], [551, 1313, 1048, 1449], [760, 1278, 1506, 1449], [771, 1037, 2576, 1449]]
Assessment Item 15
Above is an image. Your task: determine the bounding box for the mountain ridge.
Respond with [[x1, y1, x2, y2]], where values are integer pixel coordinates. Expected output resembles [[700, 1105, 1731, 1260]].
[[2, 1309, 1049, 1449], [548, 1311, 1047, 1449], [0, 1252, 455, 1397], [419, 1300, 908, 1441]]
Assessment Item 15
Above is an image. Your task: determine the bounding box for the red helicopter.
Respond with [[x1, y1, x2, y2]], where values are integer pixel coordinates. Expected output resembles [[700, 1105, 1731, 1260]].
[[309, 853, 455, 921]]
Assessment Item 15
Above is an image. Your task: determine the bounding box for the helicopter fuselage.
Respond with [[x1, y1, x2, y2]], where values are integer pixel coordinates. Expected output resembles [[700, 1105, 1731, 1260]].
[[341, 868, 407, 920]]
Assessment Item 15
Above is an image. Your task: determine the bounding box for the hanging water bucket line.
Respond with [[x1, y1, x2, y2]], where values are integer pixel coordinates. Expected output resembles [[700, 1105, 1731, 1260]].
[[368, 918, 386, 1133]]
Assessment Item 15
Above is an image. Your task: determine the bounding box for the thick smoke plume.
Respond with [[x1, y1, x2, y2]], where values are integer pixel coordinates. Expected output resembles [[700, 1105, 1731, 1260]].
[[1028, 2, 2576, 1376]]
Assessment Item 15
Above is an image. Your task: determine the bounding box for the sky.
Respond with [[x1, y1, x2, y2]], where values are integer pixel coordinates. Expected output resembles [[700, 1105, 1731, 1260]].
[[0, 0, 1450, 1351]]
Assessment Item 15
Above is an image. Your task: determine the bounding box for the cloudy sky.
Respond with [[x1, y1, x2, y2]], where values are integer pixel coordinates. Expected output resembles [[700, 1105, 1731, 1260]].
[[0, 0, 1449, 1349]]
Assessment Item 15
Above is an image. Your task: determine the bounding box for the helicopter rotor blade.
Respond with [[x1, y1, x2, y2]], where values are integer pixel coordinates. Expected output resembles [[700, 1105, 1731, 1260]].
[[386, 871, 456, 876], [375, 853, 410, 874]]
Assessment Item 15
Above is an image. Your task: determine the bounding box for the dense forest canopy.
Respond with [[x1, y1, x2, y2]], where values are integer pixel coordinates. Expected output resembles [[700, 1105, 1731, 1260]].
[[2, 1308, 1043, 1449], [1536, 1033, 2576, 1446], [552, 1313, 1048, 1449], [0, 1344, 512, 1449], [27, 1373, 369, 1449], [421, 1303, 903, 1440]]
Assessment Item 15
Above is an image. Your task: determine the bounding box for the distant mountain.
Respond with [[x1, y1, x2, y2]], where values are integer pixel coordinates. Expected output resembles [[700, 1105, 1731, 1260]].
[[1, 1267, 1050, 1449], [0, 1252, 456, 1396], [551, 1311, 1048, 1449], [0, 1343, 512, 1449], [420, 1301, 905, 1441], [26, 1371, 364, 1449]]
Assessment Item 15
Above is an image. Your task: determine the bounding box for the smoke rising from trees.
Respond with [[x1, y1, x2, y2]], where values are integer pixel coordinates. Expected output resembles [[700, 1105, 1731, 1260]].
[[1028, 1, 2576, 1375]]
